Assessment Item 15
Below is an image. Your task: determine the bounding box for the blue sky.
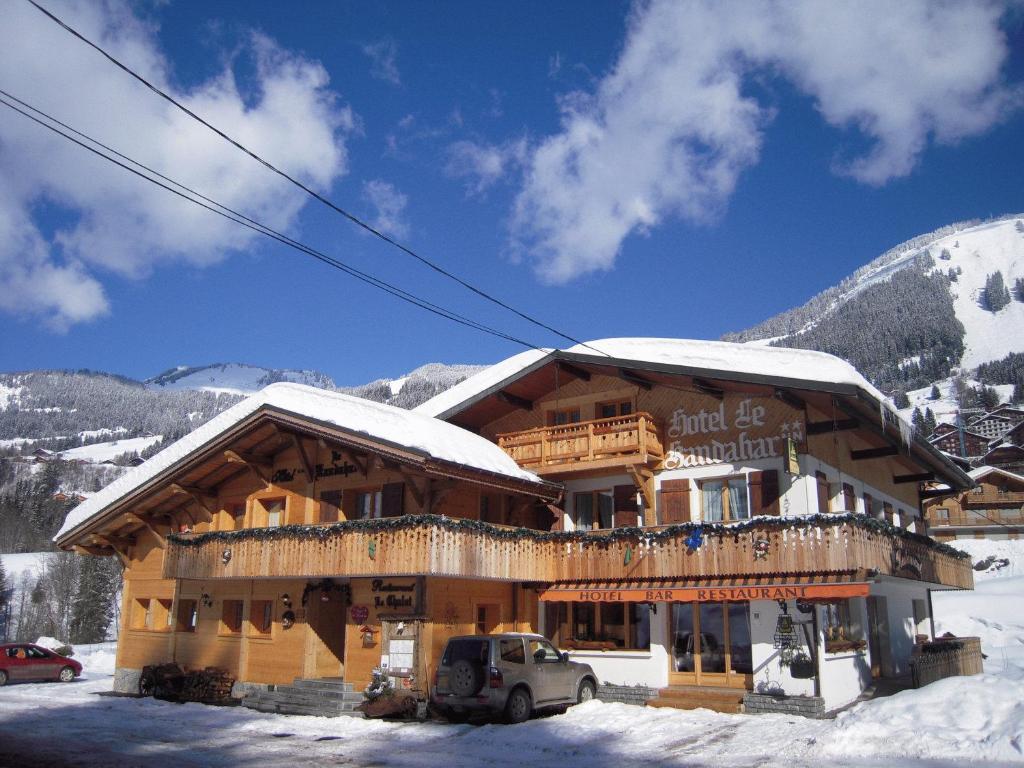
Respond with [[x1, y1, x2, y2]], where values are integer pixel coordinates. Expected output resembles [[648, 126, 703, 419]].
[[1, 0, 1023, 385]]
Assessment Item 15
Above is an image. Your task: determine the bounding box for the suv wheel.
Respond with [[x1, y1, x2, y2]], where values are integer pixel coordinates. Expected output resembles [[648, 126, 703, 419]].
[[449, 659, 485, 696], [577, 679, 596, 704], [505, 687, 531, 724]]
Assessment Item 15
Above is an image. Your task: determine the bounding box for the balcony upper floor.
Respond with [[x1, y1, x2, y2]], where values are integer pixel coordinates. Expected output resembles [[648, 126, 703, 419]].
[[162, 513, 974, 590], [496, 412, 664, 476]]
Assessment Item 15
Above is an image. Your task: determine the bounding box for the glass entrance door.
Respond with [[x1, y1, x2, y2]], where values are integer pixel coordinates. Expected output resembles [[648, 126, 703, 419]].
[[669, 602, 752, 688]]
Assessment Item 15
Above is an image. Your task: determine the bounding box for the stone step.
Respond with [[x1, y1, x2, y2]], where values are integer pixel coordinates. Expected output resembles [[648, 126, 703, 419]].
[[270, 686, 364, 703], [290, 678, 355, 692], [647, 686, 746, 714], [252, 690, 363, 708]]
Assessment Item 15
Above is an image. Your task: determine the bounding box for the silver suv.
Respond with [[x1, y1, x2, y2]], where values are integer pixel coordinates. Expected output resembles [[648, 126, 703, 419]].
[[431, 633, 598, 723]]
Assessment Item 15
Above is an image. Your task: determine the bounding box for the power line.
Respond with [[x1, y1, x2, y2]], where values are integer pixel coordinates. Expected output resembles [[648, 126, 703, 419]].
[[26, 0, 608, 358], [0, 89, 545, 351]]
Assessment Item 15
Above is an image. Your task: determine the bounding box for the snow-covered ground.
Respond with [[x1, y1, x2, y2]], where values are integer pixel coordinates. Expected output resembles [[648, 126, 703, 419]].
[[1, 542, 1022, 767], [57, 435, 163, 463]]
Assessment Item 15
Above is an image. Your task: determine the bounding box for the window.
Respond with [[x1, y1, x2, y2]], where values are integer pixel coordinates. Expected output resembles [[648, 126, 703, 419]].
[[356, 490, 381, 519], [480, 493, 504, 524], [132, 598, 151, 630], [815, 471, 831, 514], [227, 503, 246, 531], [701, 478, 749, 522], [933, 507, 949, 521], [548, 407, 581, 426], [842, 483, 856, 512], [499, 638, 526, 664], [597, 400, 633, 419], [864, 492, 877, 518], [320, 491, 341, 524], [250, 600, 273, 635], [823, 600, 865, 652], [257, 498, 285, 527], [476, 604, 500, 634], [132, 598, 171, 631], [574, 490, 614, 530], [221, 599, 244, 635], [544, 601, 651, 650], [528, 637, 563, 663], [176, 599, 198, 633]]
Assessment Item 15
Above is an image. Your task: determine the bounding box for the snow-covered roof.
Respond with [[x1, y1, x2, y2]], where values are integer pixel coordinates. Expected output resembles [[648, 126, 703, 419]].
[[416, 338, 892, 419], [55, 382, 547, 542], [968, 465, 1024, 485]]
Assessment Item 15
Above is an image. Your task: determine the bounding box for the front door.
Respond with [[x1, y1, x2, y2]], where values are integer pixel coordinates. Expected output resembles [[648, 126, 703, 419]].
[[308, 592, 346, 679], [866, 596, 890, 678], [669, 602, 752, 689]]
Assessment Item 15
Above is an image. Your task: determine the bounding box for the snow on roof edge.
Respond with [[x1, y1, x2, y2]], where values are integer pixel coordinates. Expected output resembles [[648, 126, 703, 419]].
[[55, 382, 547, 543]]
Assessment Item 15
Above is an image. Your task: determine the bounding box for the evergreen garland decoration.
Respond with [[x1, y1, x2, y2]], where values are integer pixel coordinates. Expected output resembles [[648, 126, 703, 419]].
[[168, 512, 970, 560]]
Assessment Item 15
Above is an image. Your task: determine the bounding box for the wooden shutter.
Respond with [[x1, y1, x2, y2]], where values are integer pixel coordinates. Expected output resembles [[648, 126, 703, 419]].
[[660, 479, 691, 524], [863, 492, 874, 517], [613, 484, 639, 528], [842, 483, 856, 512], [381, 482, 405, 517], [815, 471, 831, 514], [749, 470, 780, 516]]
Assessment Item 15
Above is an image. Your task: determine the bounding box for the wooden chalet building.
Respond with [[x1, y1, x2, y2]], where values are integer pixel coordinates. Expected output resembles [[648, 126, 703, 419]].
[[924, 465, 1024, 541], [56, 339, 975, 714]]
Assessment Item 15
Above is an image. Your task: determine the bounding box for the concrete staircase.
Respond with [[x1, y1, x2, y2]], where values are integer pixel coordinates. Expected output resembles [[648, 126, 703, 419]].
[[646, 685, 746, 714], [241, 678, 365, 718]]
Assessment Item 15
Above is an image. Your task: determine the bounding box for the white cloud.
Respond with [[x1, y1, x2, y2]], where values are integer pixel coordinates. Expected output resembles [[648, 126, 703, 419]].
[[362, 39, 401, 86], [445, 138, 528, 196], [509, 0, 1021, 284], [0, 0, 355, 327], [362, 180, 409, 238]]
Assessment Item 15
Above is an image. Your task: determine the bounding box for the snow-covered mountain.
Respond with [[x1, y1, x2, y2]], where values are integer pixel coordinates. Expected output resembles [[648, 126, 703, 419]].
[[146, 363, 337, 395], [725, 215, 1024, 406]]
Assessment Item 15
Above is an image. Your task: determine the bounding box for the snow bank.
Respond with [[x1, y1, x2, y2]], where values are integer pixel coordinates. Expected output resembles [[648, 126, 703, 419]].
[[56, 382, 546, 541], [59, 435, 163, 463]]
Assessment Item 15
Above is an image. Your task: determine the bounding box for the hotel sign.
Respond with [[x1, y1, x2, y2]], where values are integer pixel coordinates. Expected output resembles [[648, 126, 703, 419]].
[[538, 583, 869, 603], [663, 396, 804, 469]]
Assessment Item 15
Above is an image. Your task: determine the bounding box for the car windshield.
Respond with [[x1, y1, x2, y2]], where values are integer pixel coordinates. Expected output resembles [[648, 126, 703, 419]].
[[442, 638, 489, 666]]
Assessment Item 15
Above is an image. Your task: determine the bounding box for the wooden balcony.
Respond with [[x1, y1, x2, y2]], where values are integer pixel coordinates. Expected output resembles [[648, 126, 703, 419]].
[[496, 413, 663, 476], [162, 514, 973, 590], [963, 491, 1024, 507]]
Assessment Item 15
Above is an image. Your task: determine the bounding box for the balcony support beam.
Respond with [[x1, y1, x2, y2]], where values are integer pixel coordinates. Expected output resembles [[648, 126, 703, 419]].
[[497, 390, 533, 411], [894, 472, 934, 484], [806, 418, 860, 436], [618, 368, 653, 390], [851, 446, 900, 461], [694, 378, 724, 399], [557, 361, 591, 382]]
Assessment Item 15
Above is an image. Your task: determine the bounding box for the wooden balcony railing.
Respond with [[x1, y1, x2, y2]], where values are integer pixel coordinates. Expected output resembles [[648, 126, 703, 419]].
[[162, 514, 973, 590], [963, 491, 1024, 507], [496, 412, 663, 474], [931, 509, 1024, 527]]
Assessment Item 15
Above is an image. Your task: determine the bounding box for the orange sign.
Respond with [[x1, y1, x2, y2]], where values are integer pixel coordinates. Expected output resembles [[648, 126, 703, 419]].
[[538, 582, 869, 603]]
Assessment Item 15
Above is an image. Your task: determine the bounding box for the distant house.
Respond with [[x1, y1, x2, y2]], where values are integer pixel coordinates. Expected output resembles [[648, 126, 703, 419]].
[[32, 448, 54, 463], [929, 427, 988, 458], [924, 465, 1024, 541], [981, 443, 1024, 476], [966, 411, 1018, 441]]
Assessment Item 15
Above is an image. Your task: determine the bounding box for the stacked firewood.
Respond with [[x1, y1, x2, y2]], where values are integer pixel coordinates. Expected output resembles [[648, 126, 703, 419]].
[[179, 667, 235, 703]]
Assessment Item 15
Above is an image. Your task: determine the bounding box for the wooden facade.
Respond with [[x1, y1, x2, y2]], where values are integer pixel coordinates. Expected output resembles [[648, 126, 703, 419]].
[[924, 467, 1024, 540]]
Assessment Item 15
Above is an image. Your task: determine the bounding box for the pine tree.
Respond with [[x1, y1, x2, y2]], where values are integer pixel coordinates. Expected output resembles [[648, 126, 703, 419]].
[[930, 384, 941, 400], [923, 408, 937, 436], [939, 248, 952, 260], [0, 557, 8, 642], [1015, 277, 1024, 302], [947, 268, 958, 282], [980, 385, 1001, 410], [69, 556, 120, 644], [911, 407, 925, 434], [1016, 219, 1024, 233], [983, 271, 1012, 312], [893, 390, 911, 408]]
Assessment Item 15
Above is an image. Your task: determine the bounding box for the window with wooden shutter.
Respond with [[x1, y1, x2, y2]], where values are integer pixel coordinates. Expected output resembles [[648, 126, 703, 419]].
[[748, 470, 780, 516], [842, 483, 856, 512], [613, 484, 639, 528], [863, 492, 875, 518], [660, 479, 691, 524], [815, 471, 831, 514], [381, 482, 405, 517]]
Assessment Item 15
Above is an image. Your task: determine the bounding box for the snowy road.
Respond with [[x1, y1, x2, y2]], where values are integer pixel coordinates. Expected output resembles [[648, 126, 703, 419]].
[[0, 656, 1021, 768]]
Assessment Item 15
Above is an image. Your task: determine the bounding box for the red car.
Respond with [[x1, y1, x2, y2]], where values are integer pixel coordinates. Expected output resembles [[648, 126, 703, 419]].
[[0, 643, 82, 685]]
